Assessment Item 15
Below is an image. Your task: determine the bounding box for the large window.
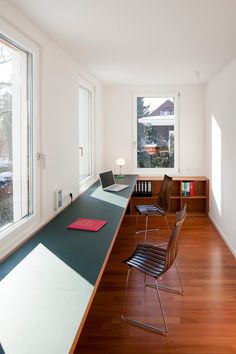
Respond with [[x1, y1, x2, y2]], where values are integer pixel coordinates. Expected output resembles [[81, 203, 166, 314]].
[[78, 79, 94, 183], [133, 94, 179, 174], [0, 34, 34, 232]]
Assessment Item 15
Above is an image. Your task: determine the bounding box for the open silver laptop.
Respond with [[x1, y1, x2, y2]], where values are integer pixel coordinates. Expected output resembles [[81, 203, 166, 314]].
[[99, 170, 129, 192]]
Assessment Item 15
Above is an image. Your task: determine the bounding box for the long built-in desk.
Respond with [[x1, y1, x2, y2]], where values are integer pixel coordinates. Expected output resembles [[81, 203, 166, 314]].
[[0, 175, 137, 354]]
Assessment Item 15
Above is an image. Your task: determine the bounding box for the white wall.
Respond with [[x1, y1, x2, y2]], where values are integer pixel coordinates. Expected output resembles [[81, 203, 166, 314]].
[[103, 85, 205, 176], [0, 0, 104, 258], [206, 57, 236, 255]]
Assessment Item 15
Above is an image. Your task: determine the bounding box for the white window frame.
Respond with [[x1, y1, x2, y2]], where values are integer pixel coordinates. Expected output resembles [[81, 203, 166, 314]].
[[0, 18, 40, 259], [132, 92, 179, 175], [78, 77, 95, 190]]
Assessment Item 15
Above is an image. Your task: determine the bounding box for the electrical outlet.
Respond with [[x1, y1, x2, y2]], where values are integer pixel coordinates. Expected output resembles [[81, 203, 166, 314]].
[[54, 188, 62, 210]]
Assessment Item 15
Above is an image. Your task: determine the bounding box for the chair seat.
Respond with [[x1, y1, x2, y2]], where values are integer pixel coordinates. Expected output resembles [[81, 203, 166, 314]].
[[123, 243, 167, 278], [135, 204, 166, 216]]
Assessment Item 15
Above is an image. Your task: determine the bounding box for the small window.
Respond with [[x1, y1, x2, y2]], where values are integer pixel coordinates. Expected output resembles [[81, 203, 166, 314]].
[[133, 94, 179, 174], [0, 34, 33, 231]]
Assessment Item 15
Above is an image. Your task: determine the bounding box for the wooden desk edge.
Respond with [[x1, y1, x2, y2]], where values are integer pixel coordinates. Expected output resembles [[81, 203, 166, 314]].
[[69, 195, 131, 353]]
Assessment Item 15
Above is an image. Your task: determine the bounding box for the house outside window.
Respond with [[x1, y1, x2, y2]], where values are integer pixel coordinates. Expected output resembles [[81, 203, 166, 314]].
[[133, 94, 179, 174]]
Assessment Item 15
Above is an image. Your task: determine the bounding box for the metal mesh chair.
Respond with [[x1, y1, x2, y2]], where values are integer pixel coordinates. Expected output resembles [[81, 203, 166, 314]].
[[121, 205, 187, 334], [135, 174, 173, 242]]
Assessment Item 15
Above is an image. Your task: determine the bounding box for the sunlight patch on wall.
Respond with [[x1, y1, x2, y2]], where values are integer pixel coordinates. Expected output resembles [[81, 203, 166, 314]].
[[212, 115, 221, 215]]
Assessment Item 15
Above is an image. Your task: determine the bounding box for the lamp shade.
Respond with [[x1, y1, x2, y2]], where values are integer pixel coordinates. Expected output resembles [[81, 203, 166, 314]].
[[116, 158, 125, 166]]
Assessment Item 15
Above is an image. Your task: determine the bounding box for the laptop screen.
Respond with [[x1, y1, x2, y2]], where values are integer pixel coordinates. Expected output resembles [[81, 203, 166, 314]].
[[99, 170, 115, 188]]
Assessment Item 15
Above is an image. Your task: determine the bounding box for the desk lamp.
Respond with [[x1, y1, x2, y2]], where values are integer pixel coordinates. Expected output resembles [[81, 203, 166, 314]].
[[116, 158, 125, 178]]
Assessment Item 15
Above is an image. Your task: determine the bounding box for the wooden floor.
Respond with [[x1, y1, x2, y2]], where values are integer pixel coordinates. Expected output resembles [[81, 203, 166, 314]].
[[75, 215, 236, 354]]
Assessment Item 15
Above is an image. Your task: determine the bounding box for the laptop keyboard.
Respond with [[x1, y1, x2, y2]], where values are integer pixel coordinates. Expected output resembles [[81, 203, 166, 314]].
[[105, 184, 128, 192], [106, 184, 122, 191]]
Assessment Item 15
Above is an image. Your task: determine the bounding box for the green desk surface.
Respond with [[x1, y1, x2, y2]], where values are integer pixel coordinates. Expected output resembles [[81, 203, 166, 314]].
[[0, 175, 137, 285], [0, 175, 137, 354]]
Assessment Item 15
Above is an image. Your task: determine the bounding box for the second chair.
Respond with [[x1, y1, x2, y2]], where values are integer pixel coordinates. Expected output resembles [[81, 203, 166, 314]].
[[135, 174, 173, 242]]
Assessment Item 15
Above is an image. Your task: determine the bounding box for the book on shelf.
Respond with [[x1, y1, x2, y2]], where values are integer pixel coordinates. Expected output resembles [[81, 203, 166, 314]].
[[182, 181, 194, 197], [132, 180, 152, 197], [189, 181, 194, 196], [182, 182, 187, 197]]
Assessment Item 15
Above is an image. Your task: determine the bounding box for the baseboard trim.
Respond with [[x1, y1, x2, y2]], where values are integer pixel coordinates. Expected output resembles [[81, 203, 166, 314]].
[[208, 213, 236, 258]]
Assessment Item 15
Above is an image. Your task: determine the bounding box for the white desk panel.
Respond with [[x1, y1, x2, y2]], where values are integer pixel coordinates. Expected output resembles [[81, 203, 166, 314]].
[[0, 244, 94, 354]]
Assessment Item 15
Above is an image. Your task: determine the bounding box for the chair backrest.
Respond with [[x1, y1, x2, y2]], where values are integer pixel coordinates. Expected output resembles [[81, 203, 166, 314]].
[[156, 174, 173, 213], [164, 204, 187, 273]]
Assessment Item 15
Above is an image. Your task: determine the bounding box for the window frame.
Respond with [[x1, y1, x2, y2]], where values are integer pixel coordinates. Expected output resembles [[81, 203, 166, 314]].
[[78, 76, 95, 189], [0, 18, 40, 259], [132, 92, 179, 175]]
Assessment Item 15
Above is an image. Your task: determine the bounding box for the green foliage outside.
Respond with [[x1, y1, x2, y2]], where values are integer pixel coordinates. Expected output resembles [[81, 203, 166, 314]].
[[138, 151, 174, 168]]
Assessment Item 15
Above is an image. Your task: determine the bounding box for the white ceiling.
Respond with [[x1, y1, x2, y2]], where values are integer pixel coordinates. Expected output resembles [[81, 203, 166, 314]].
[[8, 0, 236, 85]]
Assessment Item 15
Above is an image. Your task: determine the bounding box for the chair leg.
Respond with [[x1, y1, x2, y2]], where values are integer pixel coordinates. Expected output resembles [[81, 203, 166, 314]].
[[165, 215, 170, 231], [154, 279, 168, 333], [136, 215, 161, 243], [145, 261, 183, 295], [158, 261, 183, 294], [121, 267, 132, 321], [121, 269, 168, 334], [144, 215, 148, 242], [135, 214, 149, 242]]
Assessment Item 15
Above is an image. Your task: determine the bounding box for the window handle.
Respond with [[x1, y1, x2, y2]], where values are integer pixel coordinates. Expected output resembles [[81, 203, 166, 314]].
[[36, 153, 46, 169], [36, 152, 45, 160], [79, 146, 84, 157]]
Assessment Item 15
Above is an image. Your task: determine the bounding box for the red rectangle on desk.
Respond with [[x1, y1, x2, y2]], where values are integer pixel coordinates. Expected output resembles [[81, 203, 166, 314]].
[[67, 218, 107, 232]]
